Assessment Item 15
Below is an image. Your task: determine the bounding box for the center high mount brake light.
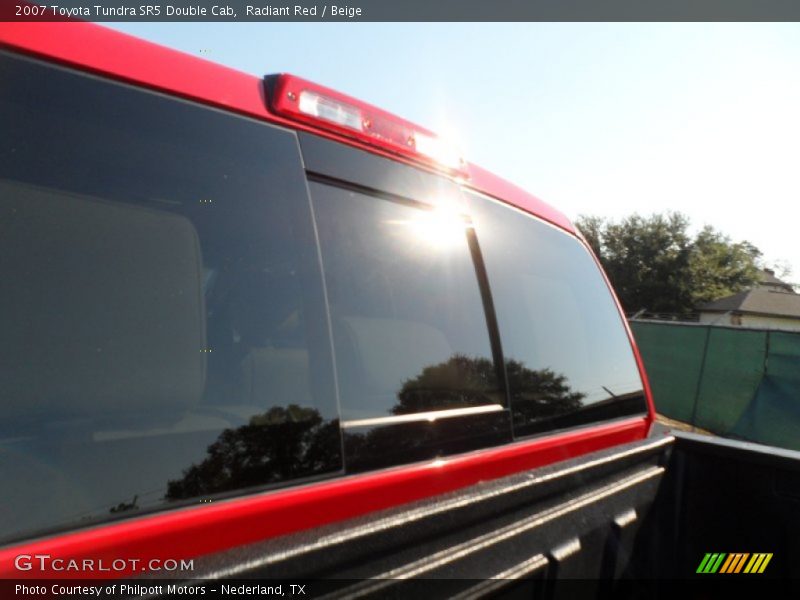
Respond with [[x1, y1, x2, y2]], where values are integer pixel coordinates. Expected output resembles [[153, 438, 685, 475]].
[[266, 74, 467, 178]]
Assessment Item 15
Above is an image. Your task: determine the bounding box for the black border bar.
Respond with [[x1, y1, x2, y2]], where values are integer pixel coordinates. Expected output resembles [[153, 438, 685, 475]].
[[6, 0, 800, 22]]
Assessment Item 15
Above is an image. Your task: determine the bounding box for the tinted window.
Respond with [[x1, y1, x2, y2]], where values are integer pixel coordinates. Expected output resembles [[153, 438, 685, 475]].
[[0, 53, 341, 543], [467, 192, 647, 436], [310, 182, 512, 470]]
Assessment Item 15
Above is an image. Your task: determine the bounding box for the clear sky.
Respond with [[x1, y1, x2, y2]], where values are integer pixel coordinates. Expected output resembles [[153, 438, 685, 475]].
[[109, 22, 800, 281]]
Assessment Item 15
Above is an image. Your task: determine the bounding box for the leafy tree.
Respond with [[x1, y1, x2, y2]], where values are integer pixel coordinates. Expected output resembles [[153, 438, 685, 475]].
[[504, 360, 584, 426], [689, 226, 762, 306], [165, 405, 340, 500], [394, 354, 583, 420], [165, 356, 587, 499], [345, 355, 585, 470], [576, 212, 761, 315], [394, 354, 500, 414]]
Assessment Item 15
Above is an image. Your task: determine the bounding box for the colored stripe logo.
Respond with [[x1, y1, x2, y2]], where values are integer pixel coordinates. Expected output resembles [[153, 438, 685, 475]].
[[697, 552, 772, 574]]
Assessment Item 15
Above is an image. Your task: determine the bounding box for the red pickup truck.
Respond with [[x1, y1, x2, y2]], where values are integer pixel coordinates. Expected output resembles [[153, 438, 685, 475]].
[[1, 19, 797, 599]]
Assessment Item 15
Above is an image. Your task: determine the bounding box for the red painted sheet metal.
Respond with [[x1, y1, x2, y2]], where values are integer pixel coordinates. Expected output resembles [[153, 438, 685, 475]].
[[0, 21, 272, 121], [629, 335, 657, 430], [0, 417, 647, 579], [465, 164, 576, 234]]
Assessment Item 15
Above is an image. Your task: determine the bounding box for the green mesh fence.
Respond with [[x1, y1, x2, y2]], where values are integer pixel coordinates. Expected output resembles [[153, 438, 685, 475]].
[[630, 322, 706, 423], [630, 321, 800, 451]]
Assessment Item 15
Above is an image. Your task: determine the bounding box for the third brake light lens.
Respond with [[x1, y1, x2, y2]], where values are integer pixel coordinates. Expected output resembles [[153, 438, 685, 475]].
[[297, 90, 363, 132], [268, 74, 467, 178]]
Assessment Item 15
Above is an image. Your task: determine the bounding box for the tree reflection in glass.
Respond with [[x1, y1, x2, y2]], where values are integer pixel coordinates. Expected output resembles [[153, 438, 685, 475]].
[[165, 406, 340, 501], [164, 355, 585, 498]]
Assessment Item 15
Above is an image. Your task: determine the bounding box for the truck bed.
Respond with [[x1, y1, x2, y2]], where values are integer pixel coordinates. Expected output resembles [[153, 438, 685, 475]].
[[142, 431, 799, 598]]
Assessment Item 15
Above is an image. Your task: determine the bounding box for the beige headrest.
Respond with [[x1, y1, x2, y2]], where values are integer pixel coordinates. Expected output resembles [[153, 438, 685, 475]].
[[0, 182, 206, 419]]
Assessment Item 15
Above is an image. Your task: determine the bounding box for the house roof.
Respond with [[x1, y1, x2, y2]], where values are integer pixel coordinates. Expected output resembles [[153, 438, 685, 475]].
[[759, 269, 795, 292], [698, 288, 800, 319]]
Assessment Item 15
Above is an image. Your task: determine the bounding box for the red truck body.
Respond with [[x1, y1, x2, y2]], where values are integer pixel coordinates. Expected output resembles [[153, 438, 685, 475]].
[[0, 20, 655, 580]]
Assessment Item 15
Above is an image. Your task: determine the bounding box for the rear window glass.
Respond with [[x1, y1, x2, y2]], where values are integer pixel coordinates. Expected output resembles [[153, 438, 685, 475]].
[[466, 192, 647, 436], [0, 52, 341, 543], [0, 49, 648, 544], [310, 182, 512, 470]]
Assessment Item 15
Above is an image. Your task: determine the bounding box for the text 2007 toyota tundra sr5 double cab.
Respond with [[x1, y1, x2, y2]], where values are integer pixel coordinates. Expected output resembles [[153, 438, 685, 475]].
[[1, 18, 798, 599]]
